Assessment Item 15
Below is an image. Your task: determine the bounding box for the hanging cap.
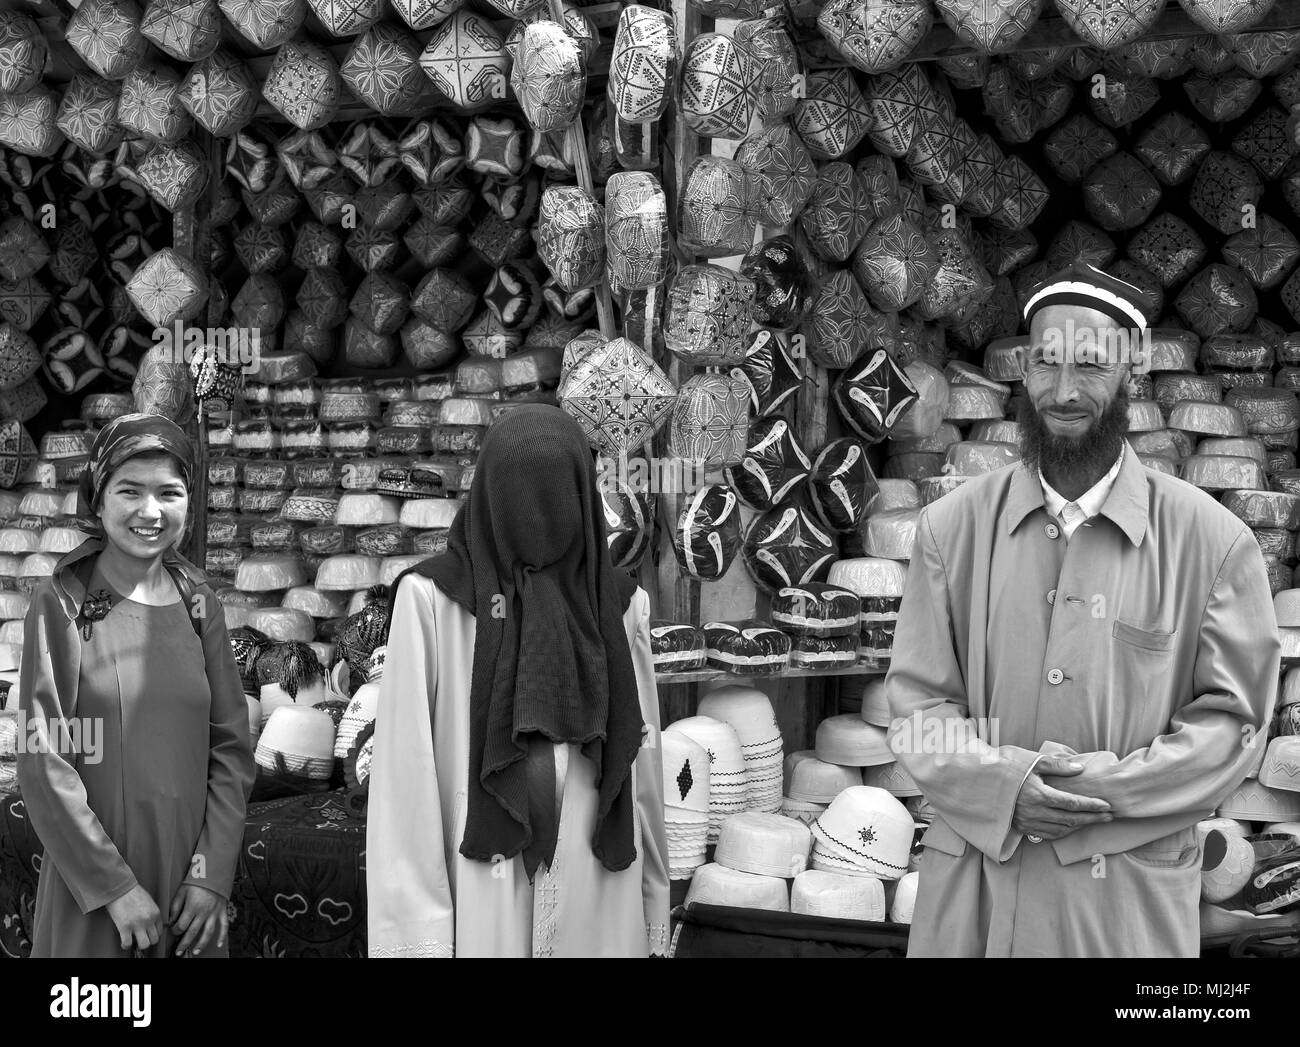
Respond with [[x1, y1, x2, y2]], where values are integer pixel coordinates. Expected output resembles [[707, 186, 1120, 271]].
[[1023, 262, 1153, 331]]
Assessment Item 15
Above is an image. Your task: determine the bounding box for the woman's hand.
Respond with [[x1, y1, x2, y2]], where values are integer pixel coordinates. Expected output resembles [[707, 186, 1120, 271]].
[[105, 885, 164, 953], [168, 884, 228, 957]]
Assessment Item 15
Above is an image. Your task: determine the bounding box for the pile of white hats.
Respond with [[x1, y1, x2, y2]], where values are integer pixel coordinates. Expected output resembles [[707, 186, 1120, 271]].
[[685, 810, 813, 914], [809, 786, 914, 881], [662, 731, 711, 880], [698, 685, 783, 814], [665, 715, 749, 843]]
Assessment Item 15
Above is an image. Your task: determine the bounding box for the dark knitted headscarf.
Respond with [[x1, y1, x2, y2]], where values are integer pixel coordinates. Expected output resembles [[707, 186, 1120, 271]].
[[391, 405, 642, 880], [76, 412, 195, 536]]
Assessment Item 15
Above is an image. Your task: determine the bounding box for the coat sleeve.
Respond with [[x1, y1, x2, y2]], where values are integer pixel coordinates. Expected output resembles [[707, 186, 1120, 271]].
[[885, 510, 1043, 863], [181, 587, 255, 902], [15, 587, 138, 914], [1047, 528, 1279, 859], [366, 573, 455, 957], [628, 588, 671, 956]]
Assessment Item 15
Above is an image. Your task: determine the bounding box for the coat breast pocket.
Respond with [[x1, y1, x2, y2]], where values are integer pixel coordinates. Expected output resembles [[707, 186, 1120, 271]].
[[1109, 618, 1176, 706], [1111, 619, 1176, 653]]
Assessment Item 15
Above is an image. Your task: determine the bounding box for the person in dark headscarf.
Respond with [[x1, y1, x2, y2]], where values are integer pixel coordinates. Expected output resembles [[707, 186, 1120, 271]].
[[367, 405, 670, 957], [17, 413, 254, 958]]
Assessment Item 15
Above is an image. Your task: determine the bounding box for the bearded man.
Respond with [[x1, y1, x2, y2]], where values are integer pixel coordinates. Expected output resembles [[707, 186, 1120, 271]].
[[885, 264, 1278, 957]]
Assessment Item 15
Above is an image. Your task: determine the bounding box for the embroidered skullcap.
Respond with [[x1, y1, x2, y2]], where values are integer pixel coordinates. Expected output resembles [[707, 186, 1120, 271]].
[[1023, 262, 1154, 330]]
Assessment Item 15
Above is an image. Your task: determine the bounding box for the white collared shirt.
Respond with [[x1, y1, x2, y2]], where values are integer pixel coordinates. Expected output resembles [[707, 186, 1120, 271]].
[[1038, 446, 1125, 540]]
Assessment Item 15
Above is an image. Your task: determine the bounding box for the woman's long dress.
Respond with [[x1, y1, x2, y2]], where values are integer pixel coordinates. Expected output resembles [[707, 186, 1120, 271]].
[[366, 576, 672, 958], [26, 598, 224, 957]]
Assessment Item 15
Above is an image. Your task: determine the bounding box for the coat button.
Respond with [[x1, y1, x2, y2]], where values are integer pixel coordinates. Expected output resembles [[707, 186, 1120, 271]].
[[1047, 589, 1056, 605], [1047, 668, 1064, 685], [1044, 522, 1061, 539]]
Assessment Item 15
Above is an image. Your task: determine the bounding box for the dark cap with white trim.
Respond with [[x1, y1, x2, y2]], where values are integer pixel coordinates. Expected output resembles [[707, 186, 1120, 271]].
[[1023, 262, 1154, 331]]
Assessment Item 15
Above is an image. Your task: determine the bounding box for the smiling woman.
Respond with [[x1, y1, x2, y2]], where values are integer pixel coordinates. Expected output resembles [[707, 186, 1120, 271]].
[[16, 413, 254, 959]]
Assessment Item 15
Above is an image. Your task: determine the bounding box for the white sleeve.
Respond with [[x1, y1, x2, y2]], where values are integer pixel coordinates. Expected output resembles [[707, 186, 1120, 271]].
[[629, 588, 671, 956], [366, 574, 455, 958]]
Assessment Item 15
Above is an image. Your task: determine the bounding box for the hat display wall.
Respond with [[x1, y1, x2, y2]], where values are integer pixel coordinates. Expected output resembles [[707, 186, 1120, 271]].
[[666, 715, 750, 843]]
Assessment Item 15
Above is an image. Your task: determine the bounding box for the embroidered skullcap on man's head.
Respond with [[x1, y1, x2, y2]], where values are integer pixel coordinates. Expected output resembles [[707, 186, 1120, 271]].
[[1023, 262, 1154, 330]]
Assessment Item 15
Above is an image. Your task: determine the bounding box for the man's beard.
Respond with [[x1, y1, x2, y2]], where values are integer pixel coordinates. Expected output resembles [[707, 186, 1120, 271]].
[[1018, 385, 1130, 477]]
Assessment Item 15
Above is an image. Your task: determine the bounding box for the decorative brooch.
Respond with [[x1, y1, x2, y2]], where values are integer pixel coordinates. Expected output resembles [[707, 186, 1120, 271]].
[[80, 589, 113, 641]]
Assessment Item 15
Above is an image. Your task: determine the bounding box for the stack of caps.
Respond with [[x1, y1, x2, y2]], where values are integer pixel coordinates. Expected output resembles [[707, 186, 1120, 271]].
[[649, 620, 706, 673], [827, 556, 909, 664], [783, 749, 862, 825], [665, 715, 749, 844], [698, 685, 783, 814], [661, 730, 711, 880], [809, 786, 915, 881], [854, 679, 923, 797], [715, 811, 812, 879], [334, 645, 384, 761], [815, 714, 893, 768], [770, 581, 860, 668], [1232, 490, 1300, 596]]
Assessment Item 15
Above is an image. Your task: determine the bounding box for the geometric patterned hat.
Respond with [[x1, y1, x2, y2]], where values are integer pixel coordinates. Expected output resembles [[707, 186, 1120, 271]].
[[662, 730, 711, 813]]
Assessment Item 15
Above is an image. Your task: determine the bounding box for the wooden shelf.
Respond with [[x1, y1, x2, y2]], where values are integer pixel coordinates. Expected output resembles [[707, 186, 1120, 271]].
[[655, 662, 887, 685]]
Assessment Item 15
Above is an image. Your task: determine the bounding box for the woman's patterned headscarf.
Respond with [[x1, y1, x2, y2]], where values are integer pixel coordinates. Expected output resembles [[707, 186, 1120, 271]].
[[76, 413, 195, 533]]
